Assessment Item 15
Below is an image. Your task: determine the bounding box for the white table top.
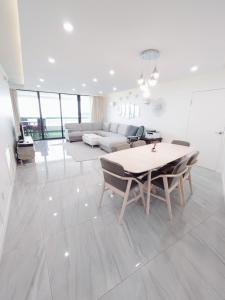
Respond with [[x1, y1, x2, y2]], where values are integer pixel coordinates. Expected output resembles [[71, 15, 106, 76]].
[[103, 143, 195, 174]]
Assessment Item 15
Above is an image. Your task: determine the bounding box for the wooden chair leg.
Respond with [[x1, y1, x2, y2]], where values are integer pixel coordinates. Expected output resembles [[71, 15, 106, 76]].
[[188, 172, 193, 194], [178, 177, 185, 206], [146, 171, 152, 215], [139, 183, 146, 208], [118, 180, 132, 224], [98, 181, 105, 207], [163, 177, 172, 220]]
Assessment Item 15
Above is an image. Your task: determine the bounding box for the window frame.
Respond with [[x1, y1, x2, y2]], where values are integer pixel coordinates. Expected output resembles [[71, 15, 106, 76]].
[[16, 89, 91, 140]]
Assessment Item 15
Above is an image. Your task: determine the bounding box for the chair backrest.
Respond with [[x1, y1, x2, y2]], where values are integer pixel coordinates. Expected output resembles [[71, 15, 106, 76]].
[[100, 158, 128, 192], [171, 140, 190, 147], [136, 126, 145, 139], [187, 151, 199, 166], [111, 143, 130, 152], [132, 140, 146, 148], [168, 158, 188, 187]]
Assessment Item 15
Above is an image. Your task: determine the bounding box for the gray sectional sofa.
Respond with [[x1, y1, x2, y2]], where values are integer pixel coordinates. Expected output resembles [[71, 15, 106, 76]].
[[64, 122, 139, 152]]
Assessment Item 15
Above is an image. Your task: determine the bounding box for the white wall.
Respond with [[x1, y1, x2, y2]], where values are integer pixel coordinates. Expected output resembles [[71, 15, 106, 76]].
[[105, 70, 225, 142], [0, 66, 16, 258]]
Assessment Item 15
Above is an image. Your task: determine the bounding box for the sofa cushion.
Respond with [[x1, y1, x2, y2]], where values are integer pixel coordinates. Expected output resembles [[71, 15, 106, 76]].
[[92, 122, 102, 131], [96, 130, 119, 137], [65, 123, 81, 131], [81, 123, 94, 131], [117, 124, 129, 136], [110, 123, 119, 133], [103, 122, 110, 131], [69, 131, 83, 137], [82, 131, 94, 134], [126, 125, 139, 137]]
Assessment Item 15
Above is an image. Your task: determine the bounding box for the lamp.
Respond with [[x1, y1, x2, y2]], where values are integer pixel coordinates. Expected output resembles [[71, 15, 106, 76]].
[[138, 49, 160, 100]]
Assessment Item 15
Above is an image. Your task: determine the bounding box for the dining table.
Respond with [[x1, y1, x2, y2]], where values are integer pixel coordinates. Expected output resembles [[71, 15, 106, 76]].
[[102, 142, 195, 214]]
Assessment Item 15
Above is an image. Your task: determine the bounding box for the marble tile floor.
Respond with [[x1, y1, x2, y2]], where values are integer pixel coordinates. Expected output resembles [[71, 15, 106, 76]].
[[0, 140, 225, 300]]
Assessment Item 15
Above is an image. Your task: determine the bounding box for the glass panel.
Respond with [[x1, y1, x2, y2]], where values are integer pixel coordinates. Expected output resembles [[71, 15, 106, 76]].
[[17, 90, 42, 140], [61, 94, 78, 133], [80, 96, 92, 122], [39, 92, 62, 139]]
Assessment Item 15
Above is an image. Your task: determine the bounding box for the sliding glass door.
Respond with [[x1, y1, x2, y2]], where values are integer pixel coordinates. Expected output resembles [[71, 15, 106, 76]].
[[61, 94, 79, 137], [39, 92, 62, 139]]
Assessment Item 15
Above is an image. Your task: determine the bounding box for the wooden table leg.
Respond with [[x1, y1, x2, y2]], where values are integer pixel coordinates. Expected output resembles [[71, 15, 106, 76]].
[[146, 170, 152, 215]]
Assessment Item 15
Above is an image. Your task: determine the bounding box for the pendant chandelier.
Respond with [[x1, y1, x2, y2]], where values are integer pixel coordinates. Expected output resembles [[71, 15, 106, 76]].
[[138, 49, 160, 99]]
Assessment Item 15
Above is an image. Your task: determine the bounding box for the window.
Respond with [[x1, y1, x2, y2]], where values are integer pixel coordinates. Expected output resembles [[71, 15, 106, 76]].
[[17, 91, 42, 140], [17, 90, 92, 140], [39, 92, 62, 139], [61, 94, 78, 126], [80, 96, 92, 122]]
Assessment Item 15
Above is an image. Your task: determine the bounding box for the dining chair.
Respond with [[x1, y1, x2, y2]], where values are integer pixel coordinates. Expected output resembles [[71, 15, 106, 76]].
[[99, 157, 146, 223], [180, 151, 199, 200], [132, 140, 146, 147], [111, 142, 130, 152], [146, 158, 189, 220], [171, 140, 190, 147]]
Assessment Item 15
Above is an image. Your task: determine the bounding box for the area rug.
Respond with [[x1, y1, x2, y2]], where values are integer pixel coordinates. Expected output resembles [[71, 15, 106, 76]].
[[64, 141, 106, 162]]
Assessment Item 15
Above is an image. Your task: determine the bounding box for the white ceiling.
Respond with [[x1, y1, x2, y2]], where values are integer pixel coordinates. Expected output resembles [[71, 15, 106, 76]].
[[18, 0, 225, 95]]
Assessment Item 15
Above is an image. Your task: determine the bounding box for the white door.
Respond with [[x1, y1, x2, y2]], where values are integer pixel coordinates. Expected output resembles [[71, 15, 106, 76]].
[[187, 89, 225, 172]]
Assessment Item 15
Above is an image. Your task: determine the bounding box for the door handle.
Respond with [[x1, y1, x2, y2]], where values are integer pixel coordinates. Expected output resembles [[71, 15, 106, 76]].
[[215, 131, 224, 135]]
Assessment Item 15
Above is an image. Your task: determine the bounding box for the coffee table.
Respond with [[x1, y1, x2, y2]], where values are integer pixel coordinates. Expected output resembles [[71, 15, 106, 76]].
[[82, 133, 100, 148]]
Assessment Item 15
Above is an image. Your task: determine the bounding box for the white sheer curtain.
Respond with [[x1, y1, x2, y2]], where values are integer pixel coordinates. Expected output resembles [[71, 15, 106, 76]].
[[10, 89, 20, 138], [91, 96, 105, 123]]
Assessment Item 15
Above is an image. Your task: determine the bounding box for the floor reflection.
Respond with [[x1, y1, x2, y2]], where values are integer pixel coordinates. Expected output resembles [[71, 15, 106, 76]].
[[34, 139, 72, 163]]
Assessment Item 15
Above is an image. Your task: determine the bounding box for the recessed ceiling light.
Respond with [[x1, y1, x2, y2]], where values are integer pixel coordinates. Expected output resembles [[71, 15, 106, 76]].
[[99, 91, 103, 95], [190, 65, 199, 72], [82, 83, 86, 87], [64, 251, 70, 257], [92, 78, 98, 82], [63, 22, 74, 32], [48, 196, 53, 201], [109, 69, 115, 76], [39, 78, 45, 82], [36, 84, 41, 88], [48, 57, 55, 64], [113, 87, 117, 91], [84, 203, 88, 207], [72, 88, 76, 91], [53, 212, 58, 217]]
